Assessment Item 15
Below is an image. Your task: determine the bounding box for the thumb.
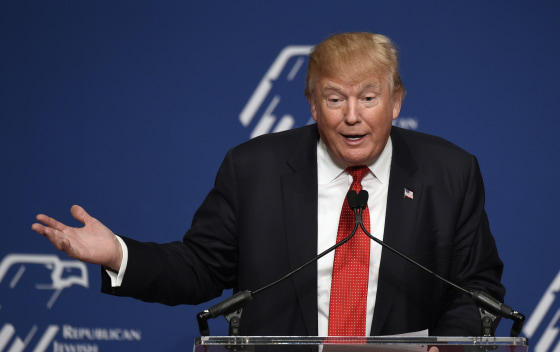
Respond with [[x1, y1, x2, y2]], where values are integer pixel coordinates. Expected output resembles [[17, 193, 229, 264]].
[[70, 205, 92, 225]]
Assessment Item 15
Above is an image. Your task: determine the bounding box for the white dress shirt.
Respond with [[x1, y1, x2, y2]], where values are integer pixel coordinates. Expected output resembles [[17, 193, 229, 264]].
[[316, 136, 392, 336]]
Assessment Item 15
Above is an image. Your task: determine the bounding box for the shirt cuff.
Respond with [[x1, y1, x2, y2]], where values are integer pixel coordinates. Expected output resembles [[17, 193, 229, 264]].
[[104, 235, 129, 287]]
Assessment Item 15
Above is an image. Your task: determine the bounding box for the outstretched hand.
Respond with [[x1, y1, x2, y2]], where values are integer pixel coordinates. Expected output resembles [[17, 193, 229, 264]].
[[32, 205, 123, 271]]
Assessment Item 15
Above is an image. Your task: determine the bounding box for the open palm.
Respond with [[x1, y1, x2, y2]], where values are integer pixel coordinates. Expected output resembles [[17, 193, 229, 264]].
[[32, 205, 122, 271]]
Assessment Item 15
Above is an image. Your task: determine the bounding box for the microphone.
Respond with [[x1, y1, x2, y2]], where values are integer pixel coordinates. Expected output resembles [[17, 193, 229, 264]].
[[348, 189, 525, 337], [196, 190, 362, 336], [346, 190, 368, 225], [197, 290, 253, 336]]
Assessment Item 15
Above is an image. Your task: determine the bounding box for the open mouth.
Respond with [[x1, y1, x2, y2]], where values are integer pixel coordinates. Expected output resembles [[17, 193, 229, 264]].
[[343, 134, 365, 141]]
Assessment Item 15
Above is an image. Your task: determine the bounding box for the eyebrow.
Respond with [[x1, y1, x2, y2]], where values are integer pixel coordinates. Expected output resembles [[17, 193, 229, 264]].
[[321, 81, 383, 94]]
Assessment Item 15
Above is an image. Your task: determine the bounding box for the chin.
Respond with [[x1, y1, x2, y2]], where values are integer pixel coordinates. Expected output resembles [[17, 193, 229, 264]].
[[343, 154, 372, 166], [342, 159, 369, 167]]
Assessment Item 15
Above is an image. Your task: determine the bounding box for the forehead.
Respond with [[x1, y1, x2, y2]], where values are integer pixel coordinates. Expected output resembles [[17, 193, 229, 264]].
[[318, 76, 386, 94]]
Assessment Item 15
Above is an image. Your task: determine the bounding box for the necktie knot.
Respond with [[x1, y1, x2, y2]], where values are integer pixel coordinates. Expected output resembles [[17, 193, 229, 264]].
[[346, 166, 369, 191]]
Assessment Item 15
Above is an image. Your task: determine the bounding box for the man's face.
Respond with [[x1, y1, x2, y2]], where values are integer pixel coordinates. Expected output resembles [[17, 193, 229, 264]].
[[309, 75, 402, 167]]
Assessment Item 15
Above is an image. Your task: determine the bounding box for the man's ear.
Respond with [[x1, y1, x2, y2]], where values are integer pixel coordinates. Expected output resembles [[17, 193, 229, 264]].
[[392, 92, 403, 120]]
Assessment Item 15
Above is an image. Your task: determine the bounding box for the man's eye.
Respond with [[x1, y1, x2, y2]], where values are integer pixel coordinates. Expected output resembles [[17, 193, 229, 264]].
[[364, 96, 375, 102]]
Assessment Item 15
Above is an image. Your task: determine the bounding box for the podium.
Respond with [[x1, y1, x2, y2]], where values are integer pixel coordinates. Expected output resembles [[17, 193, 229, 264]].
[[194, 336, 528, 352]]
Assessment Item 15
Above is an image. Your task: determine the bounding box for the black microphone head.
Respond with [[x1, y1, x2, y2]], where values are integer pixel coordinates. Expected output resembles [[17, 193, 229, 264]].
[[357, 190, 369, 209], [347, 190, 359, 210], [347, 190, 368, 211]]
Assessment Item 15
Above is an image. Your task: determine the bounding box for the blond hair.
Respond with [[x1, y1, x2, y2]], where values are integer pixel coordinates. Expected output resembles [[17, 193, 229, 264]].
[[304, 32, 406, 100]]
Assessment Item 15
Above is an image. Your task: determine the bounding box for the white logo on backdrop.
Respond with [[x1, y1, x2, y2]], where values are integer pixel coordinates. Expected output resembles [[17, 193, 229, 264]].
[[0, 253, 88, 309], [393, 117, 418, 130], [0, 324, 59, 352], [240, 45, 418, 139], [240, 45, 313, 138], [1, 253, 142, 351], [0, 323, 142, 352], [523, 270, 560, 352]]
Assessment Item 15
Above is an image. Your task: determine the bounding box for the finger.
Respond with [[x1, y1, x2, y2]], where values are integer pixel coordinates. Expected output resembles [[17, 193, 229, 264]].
[[35, 213, 68, 232], [32, 222, 57, 236], [31, 222, 48, 236], [70, 204, 92, 225], [32, 215, 75, 256], [32, 222, 65, 249]]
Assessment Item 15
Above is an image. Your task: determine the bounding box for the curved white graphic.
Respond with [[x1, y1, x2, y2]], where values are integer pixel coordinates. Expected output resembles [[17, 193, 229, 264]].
[[524, 269, 560, 352], [0, 253, 89, 309], [0, 324, 59, 352], [239, 45, 313, 138]]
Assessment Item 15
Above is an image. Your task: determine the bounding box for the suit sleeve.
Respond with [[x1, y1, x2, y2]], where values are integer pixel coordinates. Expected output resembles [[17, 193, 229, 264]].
[[432, 155, 505, 336]]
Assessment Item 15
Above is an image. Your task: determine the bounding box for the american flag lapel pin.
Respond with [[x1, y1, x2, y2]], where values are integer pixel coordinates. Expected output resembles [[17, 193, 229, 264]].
[[404, 187, 414, 200]]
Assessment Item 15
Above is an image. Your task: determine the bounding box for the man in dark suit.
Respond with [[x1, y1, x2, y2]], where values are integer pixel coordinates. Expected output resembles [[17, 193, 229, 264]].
[[32, 32, 504, 337]]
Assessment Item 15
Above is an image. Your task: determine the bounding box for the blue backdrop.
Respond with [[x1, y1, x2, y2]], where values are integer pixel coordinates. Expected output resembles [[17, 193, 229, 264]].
[[1, 1, 559, 351]]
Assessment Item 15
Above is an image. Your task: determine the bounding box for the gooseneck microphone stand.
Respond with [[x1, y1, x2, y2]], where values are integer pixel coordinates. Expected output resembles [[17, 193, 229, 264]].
[[347, 190, 525, 338], [196, 190, 525, 338]]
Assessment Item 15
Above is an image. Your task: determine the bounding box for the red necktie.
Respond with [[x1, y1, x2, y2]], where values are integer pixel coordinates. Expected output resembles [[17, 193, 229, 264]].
[[328, 166, 371, 336]]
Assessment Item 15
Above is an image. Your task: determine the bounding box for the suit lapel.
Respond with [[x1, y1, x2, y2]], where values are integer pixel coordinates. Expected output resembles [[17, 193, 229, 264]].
[[281, 125, 320, 336], [371, 127, 423, 335], [277, 125, 423, 336]]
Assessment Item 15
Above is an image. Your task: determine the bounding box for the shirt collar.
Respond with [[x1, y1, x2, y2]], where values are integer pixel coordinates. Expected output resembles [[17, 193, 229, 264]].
[[317, 136, 393, 185]]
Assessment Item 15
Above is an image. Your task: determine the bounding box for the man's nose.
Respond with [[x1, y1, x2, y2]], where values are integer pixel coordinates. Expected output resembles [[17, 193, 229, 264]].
[[344, 100, 361, 124]]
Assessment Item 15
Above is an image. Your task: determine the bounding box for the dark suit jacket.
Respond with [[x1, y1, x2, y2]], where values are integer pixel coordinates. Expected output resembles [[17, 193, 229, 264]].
[[102, 124, 505, 337]]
